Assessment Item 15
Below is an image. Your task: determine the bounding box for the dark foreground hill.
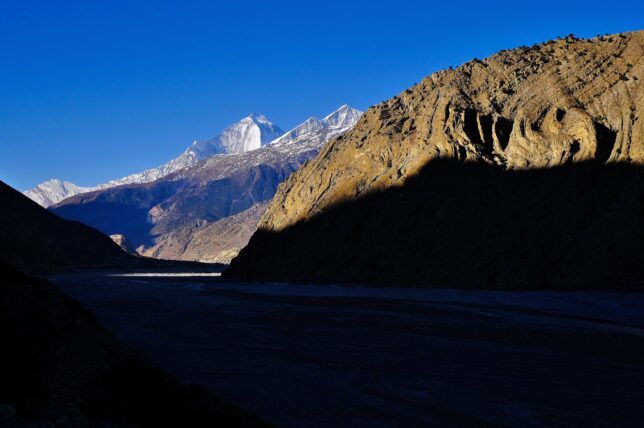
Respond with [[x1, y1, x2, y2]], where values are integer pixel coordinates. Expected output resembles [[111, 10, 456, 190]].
[[0, 180, 132, 272], [0, 264, 265, 427], [227, 31, 644, 290]]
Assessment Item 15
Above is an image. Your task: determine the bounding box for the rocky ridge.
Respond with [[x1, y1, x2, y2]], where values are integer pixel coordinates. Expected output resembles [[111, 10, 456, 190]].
[[227, 31, 644, 289], [258, 32, 643, 232]]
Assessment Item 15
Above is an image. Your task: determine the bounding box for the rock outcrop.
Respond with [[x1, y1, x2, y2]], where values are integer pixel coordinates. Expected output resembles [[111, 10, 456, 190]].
[[227, 31, 644, 289], [109, 234, 137, 255]]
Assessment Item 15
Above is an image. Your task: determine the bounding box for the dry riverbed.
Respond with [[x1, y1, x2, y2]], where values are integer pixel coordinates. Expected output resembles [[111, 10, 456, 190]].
[[50, 272, 644, 427]]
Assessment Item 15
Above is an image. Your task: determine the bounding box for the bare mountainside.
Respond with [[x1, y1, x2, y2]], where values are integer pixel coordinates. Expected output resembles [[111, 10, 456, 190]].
[[52, 106, 362, 263], [227, 31, 644, 289], [141, 202, 269, 263]]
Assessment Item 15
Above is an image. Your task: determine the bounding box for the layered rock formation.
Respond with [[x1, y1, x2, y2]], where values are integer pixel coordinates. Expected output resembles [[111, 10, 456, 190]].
[[227, 31, 644, 289]]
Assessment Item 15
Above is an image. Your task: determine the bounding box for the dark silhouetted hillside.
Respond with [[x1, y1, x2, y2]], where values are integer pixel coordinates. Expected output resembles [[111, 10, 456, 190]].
[[0, 181, 131, 272]]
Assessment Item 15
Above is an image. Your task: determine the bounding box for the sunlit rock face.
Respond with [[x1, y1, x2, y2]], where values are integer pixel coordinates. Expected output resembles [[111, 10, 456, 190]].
[[256, 32, 644, 233], [228, 31, 644, 289]]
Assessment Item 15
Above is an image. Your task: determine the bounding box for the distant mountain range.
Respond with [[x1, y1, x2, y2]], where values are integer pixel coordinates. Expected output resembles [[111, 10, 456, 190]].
[[49, 105, 363, 263], [23, 179, 91, 208], [24, 113, 285, 207]]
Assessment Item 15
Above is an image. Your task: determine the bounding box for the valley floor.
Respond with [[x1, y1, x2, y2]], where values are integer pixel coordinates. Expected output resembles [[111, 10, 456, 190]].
[[50, 273, 644, 427]]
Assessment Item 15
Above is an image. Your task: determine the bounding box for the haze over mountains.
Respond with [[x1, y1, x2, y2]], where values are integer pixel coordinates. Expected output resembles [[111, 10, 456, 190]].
[[49, 105, 363, 263], [228, 31, 644, 289]]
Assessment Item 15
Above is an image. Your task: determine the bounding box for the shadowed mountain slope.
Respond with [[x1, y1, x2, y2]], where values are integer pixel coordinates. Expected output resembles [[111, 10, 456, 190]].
[[0, 181, 131, 272], [142, 201, 269, 264], [51, 161, 299, 252], [227, 161, 644, 289], [227, 31, 644, 289]]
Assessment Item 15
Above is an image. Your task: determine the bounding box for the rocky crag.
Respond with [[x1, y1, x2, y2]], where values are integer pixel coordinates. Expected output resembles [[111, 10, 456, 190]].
[[227, 31, 644, 289]]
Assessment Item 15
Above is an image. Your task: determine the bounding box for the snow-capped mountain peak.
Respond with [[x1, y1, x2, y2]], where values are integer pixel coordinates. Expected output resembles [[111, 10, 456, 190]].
[[268, 105, 363, 149], [323, 104, 364, 129], [24, 114, 285, 207], [246, 113, 272, 125], [23, 179, 90, 207], [188, 113, 284, 157], [179, 104, 364, 183], [24, 107, 362, 208], [92, 114, 284, 191]]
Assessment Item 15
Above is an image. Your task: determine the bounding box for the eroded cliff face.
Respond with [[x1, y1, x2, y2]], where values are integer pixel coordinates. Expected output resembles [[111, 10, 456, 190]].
[[260, 32, 643, 232], [227, 32, 644, 289]]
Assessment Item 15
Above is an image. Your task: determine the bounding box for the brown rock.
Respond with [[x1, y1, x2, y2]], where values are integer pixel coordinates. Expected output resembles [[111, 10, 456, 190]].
[[261, 31, 643, 232], [227, 31, 644, 290]]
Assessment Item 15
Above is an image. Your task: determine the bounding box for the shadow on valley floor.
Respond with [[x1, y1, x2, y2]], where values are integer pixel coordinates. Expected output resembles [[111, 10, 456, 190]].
[[0, 264, 265, 427], [227, 160, 644, 290]]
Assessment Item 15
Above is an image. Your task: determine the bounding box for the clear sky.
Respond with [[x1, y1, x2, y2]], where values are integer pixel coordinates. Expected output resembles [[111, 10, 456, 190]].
[[1, 0, 642, 191]]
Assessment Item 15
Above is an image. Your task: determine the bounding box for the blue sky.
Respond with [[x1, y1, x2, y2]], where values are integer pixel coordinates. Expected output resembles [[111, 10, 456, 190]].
[[1, 0, 642, 191]]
